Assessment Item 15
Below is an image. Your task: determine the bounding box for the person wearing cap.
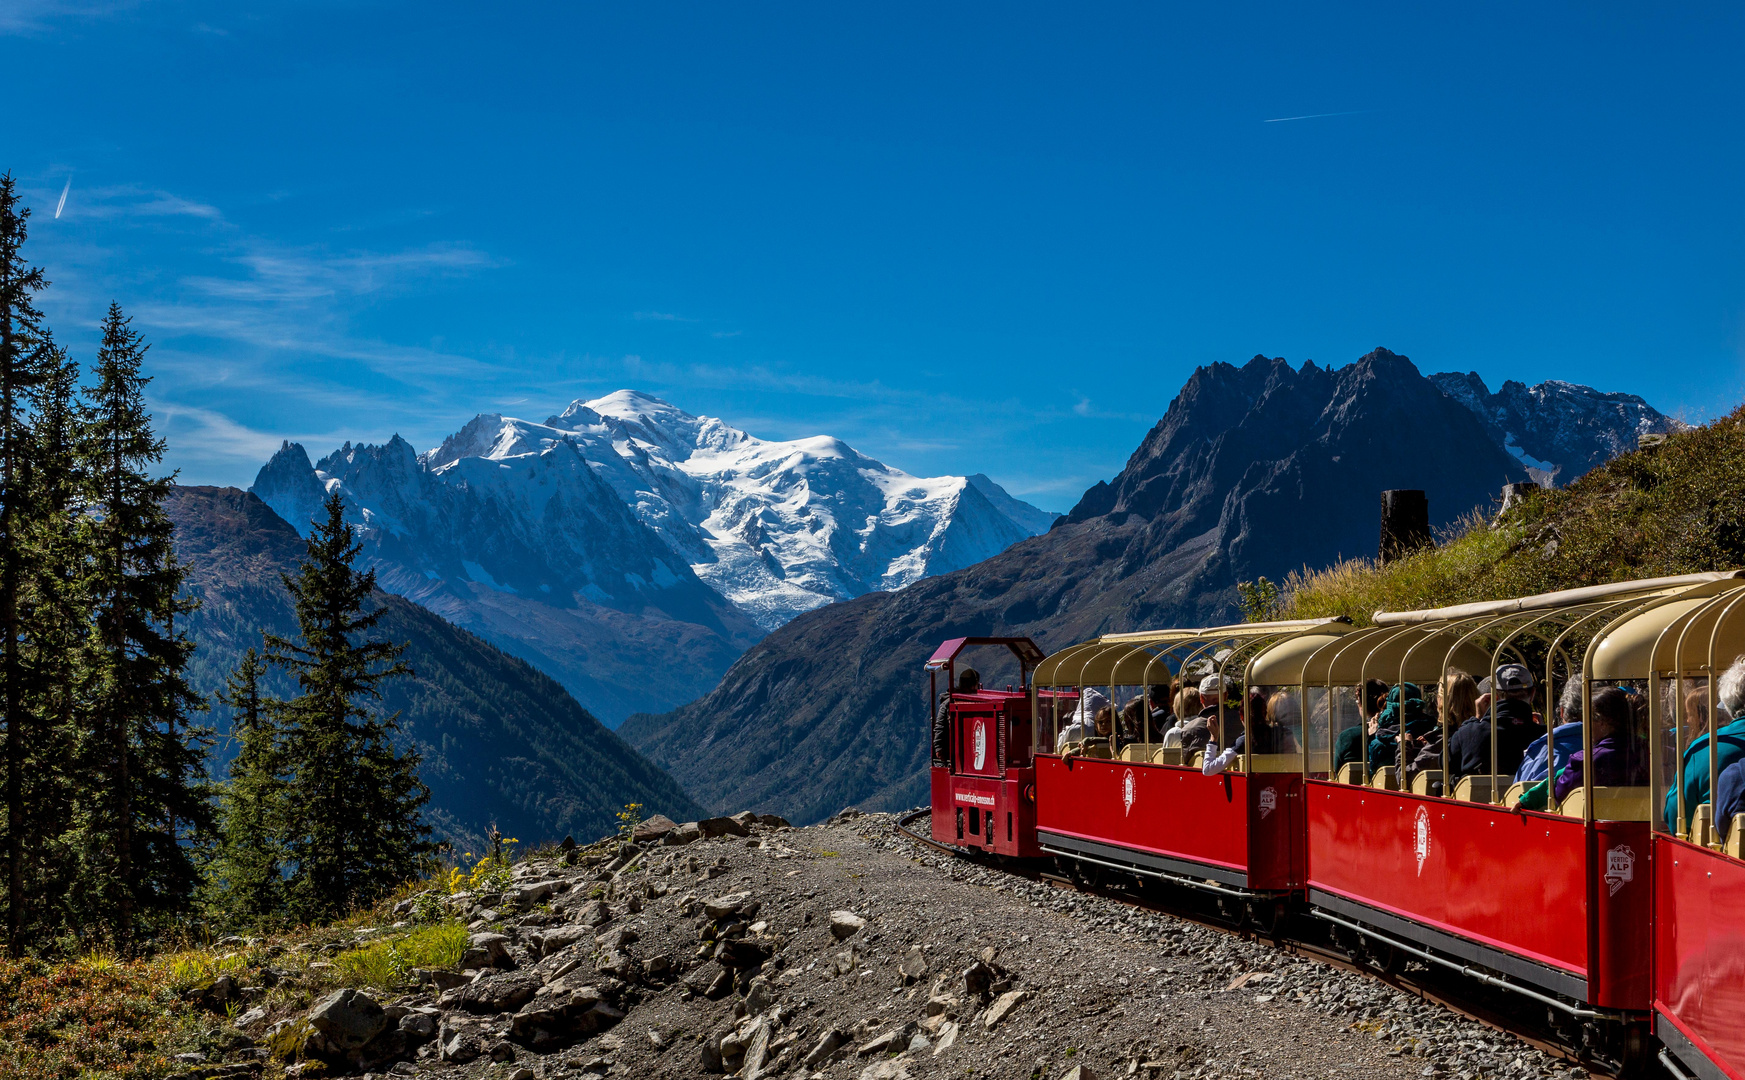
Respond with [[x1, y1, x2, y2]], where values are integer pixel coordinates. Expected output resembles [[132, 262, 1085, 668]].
[[932, 667, 982, 767], [1176, 674, 1227, 754], [1448, 663, 1541, 782]]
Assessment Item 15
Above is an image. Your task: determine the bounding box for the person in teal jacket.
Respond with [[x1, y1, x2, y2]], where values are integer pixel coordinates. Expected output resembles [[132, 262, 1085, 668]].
[[1665, 657, 1745, 832]]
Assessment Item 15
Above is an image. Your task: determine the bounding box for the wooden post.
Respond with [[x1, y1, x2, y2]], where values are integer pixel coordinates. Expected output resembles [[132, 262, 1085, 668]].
[[1379, 489, 1430, 564]]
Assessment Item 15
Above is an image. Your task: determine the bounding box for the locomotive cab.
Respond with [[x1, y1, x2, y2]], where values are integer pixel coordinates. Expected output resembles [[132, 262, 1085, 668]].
[[926, 636, 1047, 857]]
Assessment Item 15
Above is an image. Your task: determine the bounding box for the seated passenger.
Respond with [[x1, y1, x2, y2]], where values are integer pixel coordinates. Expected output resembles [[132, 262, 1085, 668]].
[[1204, 690, 1300, 775], [1554, 687, 1647, 801], [1665, 656, 1745, 832], [1177, 675, 1226, 753], [1161, 687, 1200, 748], [932, 667, 980, 766], [1717, 759, 1745, 841], [1403, 670, 1474, 786], [1366, 683, 1437, 770], [1448, 664, 1541, 781], [1515, 675, 1585, 784], [1334, 679, 1392, 772], [1054, 687, 1109, 752], [1093, 705, 1119, 751], [1119, 697, 1147, 744], [1147, 684, 1173, 731]]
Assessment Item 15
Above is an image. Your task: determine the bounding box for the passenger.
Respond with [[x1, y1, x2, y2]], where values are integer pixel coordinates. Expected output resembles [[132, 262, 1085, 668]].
[[1334, 679, 1392, 772], [1176, 675, 1226, 753], [1161, 687, 1200, 748], [1203, 690, 1301, 775], [1447, 664, 1542, 781], [1094, 705, 1119, 751], [1515, 675, 1587, 785], [1404, 670, 1476, 785], [1054, 687, 1109, 752], [1365, 683, 1437, 770], [932, 667, 981, 766], [1664, 656, 1745, 832], [1118, 698, 1146, 745], [1716, 759, 1745, 841], [1147, 684, 1173, 733], [1554, 687, 1647, 801]]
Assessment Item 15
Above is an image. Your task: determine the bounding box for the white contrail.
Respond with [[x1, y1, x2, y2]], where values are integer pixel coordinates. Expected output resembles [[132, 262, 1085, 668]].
[[54, 178, 70, 218], [1263, 110, 1369, 123]]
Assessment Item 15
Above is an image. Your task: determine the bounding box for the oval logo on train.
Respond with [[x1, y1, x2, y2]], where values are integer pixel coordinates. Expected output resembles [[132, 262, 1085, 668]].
[[1413, 806, 1432, 876], [973, 721, 987, 770], [1605, 844, 1636, 896], [1258, 786, 1277, 819], [1122, 769, 1136, 816]]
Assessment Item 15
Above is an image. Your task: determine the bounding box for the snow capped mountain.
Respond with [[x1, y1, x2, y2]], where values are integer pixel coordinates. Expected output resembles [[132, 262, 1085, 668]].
[[248, 392, 1052, 720], [1429, 372, 1685, 487]]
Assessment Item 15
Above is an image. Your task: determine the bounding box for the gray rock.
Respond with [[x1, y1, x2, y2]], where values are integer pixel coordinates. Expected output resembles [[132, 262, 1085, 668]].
[[633, 813, 679, 842], [701, 1032, 726, 1073], [440, 1029, 482, 1064], [666, 822, 703, 845], [705, 891, 754, 919], [756, 814, 791, 827], [398, 1010, 438, 1041], [698, 816, 751, 838], [744, 975, 775, 1016], [536, 924, 590, 957], [576, 899, 611, 927], [595, 925, 639, 950], [307, 988, 388, 1051], [234, 1006, 268, 1028], [898, 946, 928, 983], [801, 1028, 849, 1068], [829, 910, 866, 939], [983, 989, 1029, 1029], [455, 970, 542, 1014], [468, 931, 512, 966], [857, 1021, 917, 1056]]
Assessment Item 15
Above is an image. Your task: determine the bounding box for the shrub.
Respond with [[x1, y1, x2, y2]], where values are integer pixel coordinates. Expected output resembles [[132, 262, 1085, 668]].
[[333, 922, 469, 991]]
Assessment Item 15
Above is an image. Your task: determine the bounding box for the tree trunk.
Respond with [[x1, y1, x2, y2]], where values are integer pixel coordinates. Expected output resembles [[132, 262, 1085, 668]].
[[1379, 489, 1430, 564]]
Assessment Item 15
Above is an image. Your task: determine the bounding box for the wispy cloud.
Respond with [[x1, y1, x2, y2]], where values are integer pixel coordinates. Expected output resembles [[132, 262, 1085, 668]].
[[1263, 110, 1371, 124], [49, 182, 223, 221], [0, 0, 142, 34], [633, 310, 694, 322]]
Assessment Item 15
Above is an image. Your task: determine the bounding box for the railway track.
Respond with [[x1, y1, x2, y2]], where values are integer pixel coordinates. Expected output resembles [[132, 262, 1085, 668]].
[[892, 809, 1626, 1078]]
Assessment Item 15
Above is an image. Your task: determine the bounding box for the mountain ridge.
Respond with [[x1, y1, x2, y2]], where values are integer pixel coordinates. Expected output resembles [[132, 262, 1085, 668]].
[[168, 485, 705, 852], [621, 348, 1662, 821], [250, 392, 1051, 722]]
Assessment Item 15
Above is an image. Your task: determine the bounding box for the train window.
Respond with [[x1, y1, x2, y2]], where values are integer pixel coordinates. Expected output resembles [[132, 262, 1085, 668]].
[[1329, 684, 1367, 784], [1303, 686, 1332, 779]]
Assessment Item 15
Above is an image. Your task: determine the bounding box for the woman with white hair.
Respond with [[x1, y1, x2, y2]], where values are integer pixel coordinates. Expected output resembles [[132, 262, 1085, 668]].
[[1664, 654, 1745, 833]]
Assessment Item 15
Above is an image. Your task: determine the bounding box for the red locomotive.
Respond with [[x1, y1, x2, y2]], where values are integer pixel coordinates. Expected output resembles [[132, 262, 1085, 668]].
[[925, 572, 1745, 1079]]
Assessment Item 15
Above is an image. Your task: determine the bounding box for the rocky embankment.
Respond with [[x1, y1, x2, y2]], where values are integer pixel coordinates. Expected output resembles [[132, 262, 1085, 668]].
[[200, 811, 1587, 1080]]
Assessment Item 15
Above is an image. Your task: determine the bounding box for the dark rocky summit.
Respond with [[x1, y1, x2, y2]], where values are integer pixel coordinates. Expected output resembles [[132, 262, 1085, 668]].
[[1428, 371, 1683, 487], [621, 349, 1532, 820], [168, 485, 704, 850]]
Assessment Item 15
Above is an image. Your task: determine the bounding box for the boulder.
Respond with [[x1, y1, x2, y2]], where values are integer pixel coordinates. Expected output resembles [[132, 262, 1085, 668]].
[[440, 1029, 482, 1064], [983, 989, 1029, 1029], [234, 1006, 268, 1029], [801, 1028, 850, 1068], [595, 925, 639, 950], [576, 899, 611, 927], [633, 813, 679, 842], [898, 946, 928, 983], [756, 814, 791, 828], [307, 988, 387, 1051], [508, 880, 559, 907], [665, 821, 703, 845], [398, 1010, 438, 1041], [1060, 1067, 1098, 1080], [729, 810, 759, 830], [714, 937, 773, 970], [744, 975, 775, 1016], [704, 891, 753, 920], [856, 1021, 916, 1056], [535, 924, 591, 957], [468, 932, 512, 967], [698, 816, 751, 838], [507, 986, 624, 1051], [455, 970, 542, 1014], [829, 910, 866, 940]]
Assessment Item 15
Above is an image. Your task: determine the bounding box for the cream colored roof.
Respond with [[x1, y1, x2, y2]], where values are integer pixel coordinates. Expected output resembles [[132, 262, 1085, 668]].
[[1372, 572, 1745, 626]]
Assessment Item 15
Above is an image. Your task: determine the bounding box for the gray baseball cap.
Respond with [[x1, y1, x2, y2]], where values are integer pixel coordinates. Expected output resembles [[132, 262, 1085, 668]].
[[1494, 663, 1535, 692]]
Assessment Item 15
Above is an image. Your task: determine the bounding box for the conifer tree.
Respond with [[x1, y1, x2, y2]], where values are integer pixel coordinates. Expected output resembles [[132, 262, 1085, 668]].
[[208, 648, 287, 923], [266, 492, 433, 922], [70, 303, 212, 947], [0, 172, 51, 958], [15, 344, 85, 942]]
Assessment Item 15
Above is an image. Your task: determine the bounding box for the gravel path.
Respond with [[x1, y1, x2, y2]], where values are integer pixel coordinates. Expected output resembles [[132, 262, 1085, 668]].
[[396, 810, 1589, 1080]]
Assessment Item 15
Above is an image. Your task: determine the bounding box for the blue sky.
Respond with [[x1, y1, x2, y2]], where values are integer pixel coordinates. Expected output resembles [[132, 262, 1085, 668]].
[[5, 2, 1744, 510]]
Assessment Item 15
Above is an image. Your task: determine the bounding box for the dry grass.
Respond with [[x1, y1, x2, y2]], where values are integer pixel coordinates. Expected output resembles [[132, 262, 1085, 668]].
[[1278, 407, 1745, 620]]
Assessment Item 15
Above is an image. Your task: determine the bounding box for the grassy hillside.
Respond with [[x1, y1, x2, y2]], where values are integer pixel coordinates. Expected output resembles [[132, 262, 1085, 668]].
[[1279, 405, 1745, 622]]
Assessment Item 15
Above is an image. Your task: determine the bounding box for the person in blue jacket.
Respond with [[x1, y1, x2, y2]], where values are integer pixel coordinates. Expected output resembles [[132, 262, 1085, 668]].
[[1665, 656, 1745, 833], [1515, 675, 1587, 784], [1714, 759, 1745, 841]]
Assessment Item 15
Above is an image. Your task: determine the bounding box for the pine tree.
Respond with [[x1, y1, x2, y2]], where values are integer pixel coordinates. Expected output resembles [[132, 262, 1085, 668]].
[[207, 648, 287, 923], [15, 344, 85, 943], [70, 303, 212, 947], [266, 492, 433, 922], [0, 172, 51, 958]]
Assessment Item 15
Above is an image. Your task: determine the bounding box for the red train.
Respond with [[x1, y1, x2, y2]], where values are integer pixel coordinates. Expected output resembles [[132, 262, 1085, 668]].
[[926, 573, 1745, 1079]]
